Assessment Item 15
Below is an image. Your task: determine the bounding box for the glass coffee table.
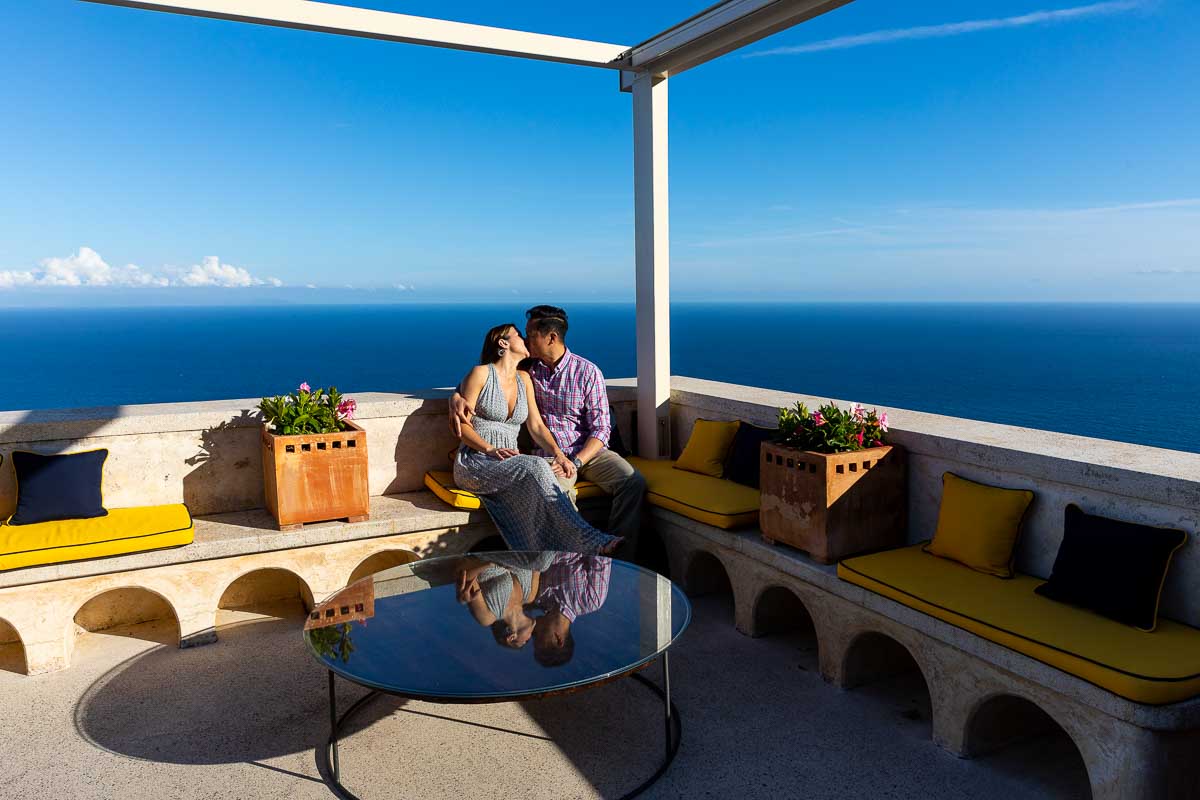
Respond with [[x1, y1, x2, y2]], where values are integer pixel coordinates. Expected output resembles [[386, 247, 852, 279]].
[[303, 551, 691, 799]]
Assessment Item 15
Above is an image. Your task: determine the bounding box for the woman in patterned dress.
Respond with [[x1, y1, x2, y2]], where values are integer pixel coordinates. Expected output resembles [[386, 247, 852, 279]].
[[452, 324, 622, 556]]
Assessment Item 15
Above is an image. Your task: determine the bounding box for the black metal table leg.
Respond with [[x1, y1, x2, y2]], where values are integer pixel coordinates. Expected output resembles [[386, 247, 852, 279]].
[[625, 653, 682, 799], [662, 650, 672, 758], [328, 670, 340, 784]]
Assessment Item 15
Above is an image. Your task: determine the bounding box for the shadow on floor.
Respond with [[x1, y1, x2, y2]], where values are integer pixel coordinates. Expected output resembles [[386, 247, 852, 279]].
[[73, 614, 394, 766], [71, 592, 1092, 799]]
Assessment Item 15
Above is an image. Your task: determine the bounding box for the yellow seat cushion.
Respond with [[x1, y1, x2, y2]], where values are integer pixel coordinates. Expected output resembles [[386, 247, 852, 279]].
[[924, 472, 1034, 577], [838, 545, 1200, 705], [628, 457, 759, 530], [674, 419, 740, 478], [0, 504, 194, 571], [423, 470, 604, 511]]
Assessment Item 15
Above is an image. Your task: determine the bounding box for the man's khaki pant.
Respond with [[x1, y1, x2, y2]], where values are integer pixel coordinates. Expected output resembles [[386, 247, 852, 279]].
[[555, 449, 647, 554]]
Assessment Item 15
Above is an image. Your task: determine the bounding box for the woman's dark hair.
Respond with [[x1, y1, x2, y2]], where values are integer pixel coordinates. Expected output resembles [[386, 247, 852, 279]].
[[525, 305, 568, 341], [480, 323, 520, 365], [490, 619, 524, 649]]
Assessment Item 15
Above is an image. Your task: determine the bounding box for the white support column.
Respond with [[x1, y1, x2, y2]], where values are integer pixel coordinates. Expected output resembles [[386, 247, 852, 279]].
[[631, 71, 671, 459]]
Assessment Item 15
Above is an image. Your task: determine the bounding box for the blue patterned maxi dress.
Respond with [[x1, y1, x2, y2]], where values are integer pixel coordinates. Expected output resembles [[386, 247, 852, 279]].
[[453, 364, 618, 554]]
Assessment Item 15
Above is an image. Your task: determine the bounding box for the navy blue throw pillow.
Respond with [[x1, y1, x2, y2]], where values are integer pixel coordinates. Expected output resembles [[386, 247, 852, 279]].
[[607, 405, 631, 458], [1034, 504, 1187, 631], [8, 450, 109, 526], [724, 424, 777, 488]]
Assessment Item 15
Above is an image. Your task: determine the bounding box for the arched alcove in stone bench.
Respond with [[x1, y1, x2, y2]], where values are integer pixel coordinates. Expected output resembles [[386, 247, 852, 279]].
[[217, 568, 314, 623], [751, 585, 816, 639], [965, 693, 1091, 796], [71, 587, 181, 662], [0, 617, 27, 675], [347, 549, 421, 585]]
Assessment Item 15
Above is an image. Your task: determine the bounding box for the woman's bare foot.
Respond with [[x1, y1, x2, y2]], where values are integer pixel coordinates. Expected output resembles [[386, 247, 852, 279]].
[[598, 537, 624, 556]]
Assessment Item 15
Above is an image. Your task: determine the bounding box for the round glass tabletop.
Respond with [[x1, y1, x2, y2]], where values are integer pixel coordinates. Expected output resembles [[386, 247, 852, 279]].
[[303, 551, 691, 702]]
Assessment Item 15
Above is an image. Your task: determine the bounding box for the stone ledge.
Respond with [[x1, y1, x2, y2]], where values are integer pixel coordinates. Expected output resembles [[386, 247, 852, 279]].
[[651, 507, 1200, 730], [0, 383, 640, 445], [669, 376, 1200, 510], [0, 491, 490, 590], [0, 392, 450, 444]]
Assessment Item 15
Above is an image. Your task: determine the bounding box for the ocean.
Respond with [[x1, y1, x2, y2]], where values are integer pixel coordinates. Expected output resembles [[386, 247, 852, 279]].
[[1, 303, 1197, 454]]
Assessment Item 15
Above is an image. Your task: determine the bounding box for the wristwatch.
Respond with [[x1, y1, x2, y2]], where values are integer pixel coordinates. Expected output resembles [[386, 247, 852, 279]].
[[572, 457, 583, 470]]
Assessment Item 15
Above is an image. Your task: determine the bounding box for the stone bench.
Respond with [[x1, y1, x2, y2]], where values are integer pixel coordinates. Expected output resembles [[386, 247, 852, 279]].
[[653, 508, 1200, 799], [656, 378, 1200, 800], [0, 491, 497, 675]]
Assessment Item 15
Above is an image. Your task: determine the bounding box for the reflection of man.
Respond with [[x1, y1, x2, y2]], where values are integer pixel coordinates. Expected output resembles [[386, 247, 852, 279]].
[[530, 553, 611, 667]]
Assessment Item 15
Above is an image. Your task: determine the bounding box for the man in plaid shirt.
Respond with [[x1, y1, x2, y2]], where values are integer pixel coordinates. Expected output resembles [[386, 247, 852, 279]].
[[450, 305, 646, 556], [530, 552, 612, 667]]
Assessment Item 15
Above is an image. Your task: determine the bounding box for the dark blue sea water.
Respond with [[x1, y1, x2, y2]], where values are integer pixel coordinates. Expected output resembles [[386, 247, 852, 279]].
[[1, 303, 1197, 454]]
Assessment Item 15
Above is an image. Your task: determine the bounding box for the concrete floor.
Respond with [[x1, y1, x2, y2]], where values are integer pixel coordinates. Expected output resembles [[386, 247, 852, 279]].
[[0, 594, 1091, 800]]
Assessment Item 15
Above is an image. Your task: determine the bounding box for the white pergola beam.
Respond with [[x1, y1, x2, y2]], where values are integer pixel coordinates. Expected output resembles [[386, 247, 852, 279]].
[[80, 0, 631, 69], [621, 0, 853, 79]]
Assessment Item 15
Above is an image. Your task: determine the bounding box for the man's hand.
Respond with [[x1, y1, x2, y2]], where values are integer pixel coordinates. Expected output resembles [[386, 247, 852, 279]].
[[449, 391, 474, 437], [552, 454, 576, 479]]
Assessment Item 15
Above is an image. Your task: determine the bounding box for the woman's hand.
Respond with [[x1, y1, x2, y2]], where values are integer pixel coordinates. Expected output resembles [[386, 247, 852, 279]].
[[487, 447, 520, 460], [456, 570, 481, 604], [553, 453, 576, 479]]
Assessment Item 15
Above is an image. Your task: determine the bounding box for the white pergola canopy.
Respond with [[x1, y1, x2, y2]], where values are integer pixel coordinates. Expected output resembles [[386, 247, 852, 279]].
[[82, 0, 853, 457]]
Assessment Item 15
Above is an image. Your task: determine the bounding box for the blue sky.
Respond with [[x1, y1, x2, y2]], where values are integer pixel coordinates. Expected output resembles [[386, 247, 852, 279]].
[[2, 0, 1198, 303]]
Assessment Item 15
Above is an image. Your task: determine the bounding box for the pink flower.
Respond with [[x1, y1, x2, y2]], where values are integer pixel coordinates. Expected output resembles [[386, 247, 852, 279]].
[[879, 412, 889, 432], [852, 403, 865, 422], [336, 398, 357, 421], [299, 382, 311, 393], [856, 430, 864, 447], [812, 411, 825, 427]]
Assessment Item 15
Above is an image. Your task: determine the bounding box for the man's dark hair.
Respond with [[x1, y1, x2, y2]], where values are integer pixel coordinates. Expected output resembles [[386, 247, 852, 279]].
[[533, 629, 575, 668], [525, 305, 568, 341]]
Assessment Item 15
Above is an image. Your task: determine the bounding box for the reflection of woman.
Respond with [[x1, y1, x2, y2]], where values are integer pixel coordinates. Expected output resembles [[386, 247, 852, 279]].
[[456, 553, 555, 648]]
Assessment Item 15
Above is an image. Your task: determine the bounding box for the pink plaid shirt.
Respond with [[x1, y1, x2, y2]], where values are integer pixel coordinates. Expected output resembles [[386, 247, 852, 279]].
[[536, 553, 612, 622], [526, 349, 611, 458]]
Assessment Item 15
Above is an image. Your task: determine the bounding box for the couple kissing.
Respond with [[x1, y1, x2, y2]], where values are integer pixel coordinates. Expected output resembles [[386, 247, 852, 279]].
[[448, 305, 646, 558]]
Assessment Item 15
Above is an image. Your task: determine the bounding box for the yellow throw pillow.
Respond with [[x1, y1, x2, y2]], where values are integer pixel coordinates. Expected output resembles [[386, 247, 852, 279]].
[[923, 472, 1034, 578], [674, 419, 740, 478]]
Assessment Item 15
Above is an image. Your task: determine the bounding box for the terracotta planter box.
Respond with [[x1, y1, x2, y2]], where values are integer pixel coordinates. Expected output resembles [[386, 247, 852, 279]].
[[759, 441, 907, 564], [261, 421, 370, 530]]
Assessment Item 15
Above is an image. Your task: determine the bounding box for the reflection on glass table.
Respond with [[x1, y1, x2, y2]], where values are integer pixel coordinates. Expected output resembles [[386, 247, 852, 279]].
[[303, 550, 691, 799]]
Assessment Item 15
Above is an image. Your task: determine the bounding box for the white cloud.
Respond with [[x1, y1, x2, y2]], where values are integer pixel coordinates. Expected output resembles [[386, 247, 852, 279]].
[[0, 248, 283, 290], [1134, 268, 1200, 276], [747, 1, 1143, 57], [674, 196, 1200, 299], [0, 270, 35, 289], [0, 247, 169, 289], [176, 256, 260, 288], [1067, 198, 1200, 215]]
